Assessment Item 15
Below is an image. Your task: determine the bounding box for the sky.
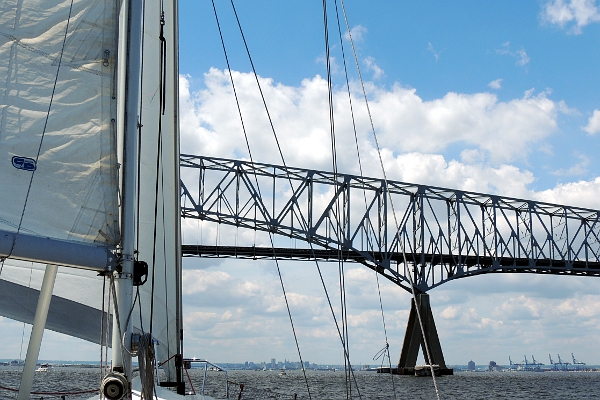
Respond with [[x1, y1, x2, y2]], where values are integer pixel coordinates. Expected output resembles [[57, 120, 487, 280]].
[[3, 0, 600, 369]]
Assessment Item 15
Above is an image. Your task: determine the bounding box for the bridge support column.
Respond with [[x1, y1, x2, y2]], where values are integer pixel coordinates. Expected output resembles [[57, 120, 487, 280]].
[[379, 293, 453, 376]]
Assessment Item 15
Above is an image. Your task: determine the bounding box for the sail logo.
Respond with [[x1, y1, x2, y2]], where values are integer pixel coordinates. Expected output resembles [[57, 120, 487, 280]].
[[12, 156, 36, 171]]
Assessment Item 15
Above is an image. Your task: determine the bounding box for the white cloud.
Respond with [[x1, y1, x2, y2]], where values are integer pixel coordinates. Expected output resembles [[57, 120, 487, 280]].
[[535, 176, 600, 208], [315, 54, 340, 75], [440, 306, 461, 320], [516, 48, 530, 66], [551, 153, 589, 176], [182, 70, 560, 171], [493, 295, 543, 320], [542, 0, 600, 34], [363, 56, 385, 79], [583, 109, 600, 134], [427, 42, 441, 61], [379, 151, 535, 197], [368, 86, 557, 163], [496, 42, 530, 67], [488, 79, 502, 89], [344, 24, 367, 43]]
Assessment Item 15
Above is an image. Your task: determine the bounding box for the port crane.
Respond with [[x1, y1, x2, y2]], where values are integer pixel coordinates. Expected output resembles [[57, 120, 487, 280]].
[[531, 355, 543, 371], [509, 356, 521, 370], [572, 353, 586, 370], [557, 354, 571, 371], [549, 354, 558, 371]]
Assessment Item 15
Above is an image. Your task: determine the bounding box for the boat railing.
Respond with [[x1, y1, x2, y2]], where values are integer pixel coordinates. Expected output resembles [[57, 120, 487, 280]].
[[183, 358, 230, 398]]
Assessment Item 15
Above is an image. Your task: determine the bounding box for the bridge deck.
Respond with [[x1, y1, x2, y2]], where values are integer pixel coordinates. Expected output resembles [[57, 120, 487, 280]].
[[183, 245, 600, 278]]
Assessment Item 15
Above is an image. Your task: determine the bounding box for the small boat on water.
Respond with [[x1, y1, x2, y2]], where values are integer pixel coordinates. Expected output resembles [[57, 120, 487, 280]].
[[279, 368, 287, 376], [35, 364, 50, 372]]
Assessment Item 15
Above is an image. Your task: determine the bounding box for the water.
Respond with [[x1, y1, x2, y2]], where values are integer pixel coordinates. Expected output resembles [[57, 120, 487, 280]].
[[2, 366, 600, 399]]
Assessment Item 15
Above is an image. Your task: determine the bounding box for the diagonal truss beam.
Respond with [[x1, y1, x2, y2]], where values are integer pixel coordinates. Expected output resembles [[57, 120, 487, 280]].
[[180, 155, 600, 292]]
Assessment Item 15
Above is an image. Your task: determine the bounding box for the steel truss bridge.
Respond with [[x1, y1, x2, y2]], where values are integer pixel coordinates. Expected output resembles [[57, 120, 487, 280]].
[[180, 155, 600, 293]]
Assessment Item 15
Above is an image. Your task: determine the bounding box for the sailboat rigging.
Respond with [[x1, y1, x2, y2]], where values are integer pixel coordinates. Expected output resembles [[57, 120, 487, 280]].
[[1, 0, 437, 398], [0, 0, 187, 398]]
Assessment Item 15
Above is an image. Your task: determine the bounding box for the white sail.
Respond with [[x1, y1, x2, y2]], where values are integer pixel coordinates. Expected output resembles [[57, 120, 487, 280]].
[[0, 0, 121, 265], [0, 0, 183, 392], [133, 0, 181, 383], [0, 261, 110, 344]]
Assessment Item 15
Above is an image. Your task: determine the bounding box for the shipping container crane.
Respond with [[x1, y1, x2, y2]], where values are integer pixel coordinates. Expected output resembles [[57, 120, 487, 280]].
[[557, 354, 570, 371], [523, 355, 530, 371], [509, 356, 521, 370], [549, 354, 558, 371], [531, 355, 543, 371], [572, 353, 586, 370]]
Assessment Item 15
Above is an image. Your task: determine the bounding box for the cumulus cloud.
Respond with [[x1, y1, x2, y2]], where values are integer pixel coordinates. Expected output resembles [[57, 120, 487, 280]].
[[542, 0, 600, 34], [583, 109, 600, 134], [494, 295, 543, 320], [488, 79, 503, 89], [181, 70, 559, 170], [367, 86, 556, 163], [535, 176, 600, 208]]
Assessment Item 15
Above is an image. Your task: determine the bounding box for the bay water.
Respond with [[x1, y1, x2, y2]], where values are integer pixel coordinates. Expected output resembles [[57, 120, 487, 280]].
[[2, 366, 600, 399]]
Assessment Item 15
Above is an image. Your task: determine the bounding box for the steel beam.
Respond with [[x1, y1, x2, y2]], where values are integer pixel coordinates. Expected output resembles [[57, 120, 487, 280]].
[[181, 155, 600, 292]]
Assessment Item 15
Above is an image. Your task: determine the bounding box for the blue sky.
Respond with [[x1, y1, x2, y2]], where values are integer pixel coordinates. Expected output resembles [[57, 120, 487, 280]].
[[3, 0, 600, 370], [180, 0, 600, 192]]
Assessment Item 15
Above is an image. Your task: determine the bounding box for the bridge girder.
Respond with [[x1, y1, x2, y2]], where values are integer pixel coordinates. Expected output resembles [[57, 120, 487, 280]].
[[180, 155, 600, 292]]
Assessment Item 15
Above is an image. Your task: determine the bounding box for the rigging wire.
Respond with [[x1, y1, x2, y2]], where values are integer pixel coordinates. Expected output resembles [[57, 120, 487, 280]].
[[225, 1, 364, 396], [149, 8, 169, 338], [228, 0, 290, 173], [338, 0, 441, 397], [157, 2, 173, 369], [321, 0, 353, 397], [213, 2, 313, 398], [330, 0, 397, 394]]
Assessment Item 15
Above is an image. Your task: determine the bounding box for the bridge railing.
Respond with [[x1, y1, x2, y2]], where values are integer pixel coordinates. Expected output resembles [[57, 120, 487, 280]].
[[180, 155, 600, 291]]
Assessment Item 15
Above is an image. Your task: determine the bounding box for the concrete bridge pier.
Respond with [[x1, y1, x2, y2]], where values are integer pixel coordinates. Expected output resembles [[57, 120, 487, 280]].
[[378, 293, 453, 376]]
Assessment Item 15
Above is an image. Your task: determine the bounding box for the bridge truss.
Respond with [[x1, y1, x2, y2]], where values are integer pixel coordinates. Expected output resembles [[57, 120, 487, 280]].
[[180, 155, 600, 293]]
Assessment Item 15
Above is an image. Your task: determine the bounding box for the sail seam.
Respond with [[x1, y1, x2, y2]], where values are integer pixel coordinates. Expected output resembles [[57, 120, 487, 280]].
[[6, 0, 76, 262], [0, 31, 107, 77]]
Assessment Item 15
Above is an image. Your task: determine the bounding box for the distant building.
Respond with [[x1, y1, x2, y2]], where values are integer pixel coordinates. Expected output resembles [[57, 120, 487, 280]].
[[467, 360, 475, 370], [271, 358, 276, 369]]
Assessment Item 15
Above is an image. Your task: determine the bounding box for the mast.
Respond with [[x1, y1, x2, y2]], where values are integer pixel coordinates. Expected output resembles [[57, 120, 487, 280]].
[[171, 0, 184, 393], [103, 0, 143, 395]]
